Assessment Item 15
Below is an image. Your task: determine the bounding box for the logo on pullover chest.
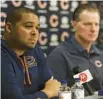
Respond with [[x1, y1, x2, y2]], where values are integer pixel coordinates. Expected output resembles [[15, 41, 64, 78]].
[[25, 56, 37, 68], [95, 60, 103, 68]]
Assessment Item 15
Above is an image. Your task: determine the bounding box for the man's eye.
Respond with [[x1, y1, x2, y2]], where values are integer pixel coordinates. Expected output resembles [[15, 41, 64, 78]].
[[84, 23, 90, 25], [95, 23, 99, 26], [25, 25, 33, 28], [36, 27, 39, 30]]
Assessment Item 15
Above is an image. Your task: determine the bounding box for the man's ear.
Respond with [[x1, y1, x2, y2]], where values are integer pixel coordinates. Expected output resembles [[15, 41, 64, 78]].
[[71, 20, 77, 28], [5, 22, 13, 34], [71, 20, 77, 32]]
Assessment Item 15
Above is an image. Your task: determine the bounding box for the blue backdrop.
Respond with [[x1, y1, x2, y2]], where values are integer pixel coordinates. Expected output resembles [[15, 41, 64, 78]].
[[1, 0, 103, 55]]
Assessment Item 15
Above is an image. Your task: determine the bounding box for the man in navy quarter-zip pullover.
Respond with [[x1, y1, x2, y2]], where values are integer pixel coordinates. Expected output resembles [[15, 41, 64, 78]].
[[1, 7, 61, 99], [47, 3, 103, 96]]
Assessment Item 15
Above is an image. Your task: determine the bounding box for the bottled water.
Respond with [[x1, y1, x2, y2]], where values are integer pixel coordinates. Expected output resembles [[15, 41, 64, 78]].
[[71, 78, 84, 99], [59, 80, 71, 99]]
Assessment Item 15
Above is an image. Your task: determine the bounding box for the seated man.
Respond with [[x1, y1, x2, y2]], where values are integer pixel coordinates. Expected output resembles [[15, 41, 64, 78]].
[[1, 7, 61, 99], [47, 3, 103, 96]]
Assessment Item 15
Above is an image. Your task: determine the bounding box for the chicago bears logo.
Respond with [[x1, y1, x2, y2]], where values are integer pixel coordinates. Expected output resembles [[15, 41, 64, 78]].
[[95, 60, 103, 68], [25, 56, 37, 68]]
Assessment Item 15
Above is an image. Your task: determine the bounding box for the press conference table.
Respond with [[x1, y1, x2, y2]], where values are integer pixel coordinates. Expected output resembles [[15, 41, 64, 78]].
[[83, 94, 103, 99]]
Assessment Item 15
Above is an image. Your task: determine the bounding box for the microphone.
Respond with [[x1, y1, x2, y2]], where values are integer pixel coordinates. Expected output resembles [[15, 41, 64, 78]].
[[72, 66, 94, 95]]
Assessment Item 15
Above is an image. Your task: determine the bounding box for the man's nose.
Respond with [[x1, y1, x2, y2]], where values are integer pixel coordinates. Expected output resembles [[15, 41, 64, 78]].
[[91, 24, 97, 32], [31, 31, 36, 35], [31, 28, 38, 35]]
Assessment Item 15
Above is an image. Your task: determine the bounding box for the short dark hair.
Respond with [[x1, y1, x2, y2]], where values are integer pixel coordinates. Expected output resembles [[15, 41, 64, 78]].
[[6, 7, 37, 25], [72, 3, 100, 21]]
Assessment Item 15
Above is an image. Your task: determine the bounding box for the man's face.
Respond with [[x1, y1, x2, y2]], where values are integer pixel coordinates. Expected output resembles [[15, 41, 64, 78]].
[[10, 13, 39, 49], [73, 10, 100, 44]]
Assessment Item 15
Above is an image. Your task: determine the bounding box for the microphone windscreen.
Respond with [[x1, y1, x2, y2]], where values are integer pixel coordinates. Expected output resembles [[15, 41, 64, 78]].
[[72, 66, 94, 95]]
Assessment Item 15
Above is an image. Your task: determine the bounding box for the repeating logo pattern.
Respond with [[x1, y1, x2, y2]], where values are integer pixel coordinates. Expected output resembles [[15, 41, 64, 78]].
[[1, 1, 103, 55]]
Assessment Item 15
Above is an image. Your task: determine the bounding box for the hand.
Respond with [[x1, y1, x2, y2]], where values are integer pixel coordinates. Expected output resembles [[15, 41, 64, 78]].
[[41, 76, 61, 98]]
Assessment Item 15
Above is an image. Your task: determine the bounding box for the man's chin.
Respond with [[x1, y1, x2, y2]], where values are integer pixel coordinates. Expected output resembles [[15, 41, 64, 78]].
[[29, 45, 36, 49], [25, 44, 36, 49], [87, 39, 96, 43]]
